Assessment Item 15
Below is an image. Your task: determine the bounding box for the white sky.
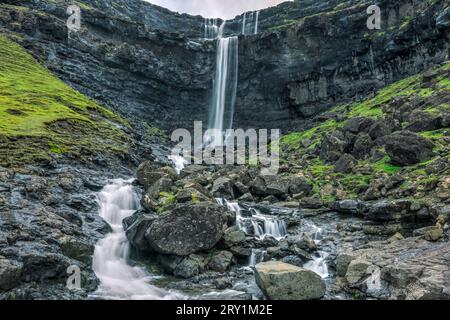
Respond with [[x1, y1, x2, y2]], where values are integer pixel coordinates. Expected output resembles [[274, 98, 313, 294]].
[[145, 0, 289, 19]]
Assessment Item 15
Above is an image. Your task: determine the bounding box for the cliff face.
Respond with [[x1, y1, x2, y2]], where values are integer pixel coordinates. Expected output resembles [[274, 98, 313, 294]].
[[0, 0, 449, 133]]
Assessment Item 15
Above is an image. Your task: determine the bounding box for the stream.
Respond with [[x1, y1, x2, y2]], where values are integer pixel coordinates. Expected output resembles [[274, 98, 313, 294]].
[[91, 175, 348, 300]]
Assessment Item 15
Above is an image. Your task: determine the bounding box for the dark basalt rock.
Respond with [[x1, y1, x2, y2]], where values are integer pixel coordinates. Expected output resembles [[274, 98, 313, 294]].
[[144, 202, 228, 256], [0, 0, 448, 133], [385, 131, 435, 166]]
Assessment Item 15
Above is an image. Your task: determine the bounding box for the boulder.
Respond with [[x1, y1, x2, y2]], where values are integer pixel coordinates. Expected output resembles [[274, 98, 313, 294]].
[[211, 176, 235, 199], [319, 131, 347, 163], [332, 200, 362, 215], [136, 161, 165, 188], [343, 117, 376, 134], [125, 212, 158, 251], [254, 261, 326, 300], [413, 226, 444, 242], [146, 177, 173, 198], [176, 188, 211, 203], [284, 176, 313, 196], [144, 202, 228, 256], [299, 196, 323, 209], [406, 111, 442, 132], [180, 165, 209, 179], [351, 133, 373, 160], [384, 131, 434, 166], [174, 254, 206, 278], [208, 251, 234, 272], [223, 226, 246, 247], [250, 175, 288, 197], [334, 154, 357, 173], [0, 258, 22, 291]]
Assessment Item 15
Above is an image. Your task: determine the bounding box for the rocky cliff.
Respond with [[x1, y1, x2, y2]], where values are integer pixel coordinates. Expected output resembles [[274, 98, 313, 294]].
[[0, 0, 448, 133]]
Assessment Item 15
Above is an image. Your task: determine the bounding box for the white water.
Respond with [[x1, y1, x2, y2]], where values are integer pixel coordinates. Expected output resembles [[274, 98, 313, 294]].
[[92, 179, 180, 300], [242, 12, 247, 35], [168, 155, 188, 174], [206, 21, 238, 145], [217, 199, 287, 241], [204, 18, 219, 39], [254, 11, 260, 34], [303, 225, 329, 279], [242, 11, 260, 35]]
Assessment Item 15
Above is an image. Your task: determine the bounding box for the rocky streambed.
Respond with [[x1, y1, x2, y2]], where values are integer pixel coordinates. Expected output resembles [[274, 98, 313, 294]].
[[87, 160, 449, 300]]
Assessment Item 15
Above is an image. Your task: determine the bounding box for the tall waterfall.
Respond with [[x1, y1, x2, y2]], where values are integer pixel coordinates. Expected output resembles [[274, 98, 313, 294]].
[[207, 21, 238, 143], [254, 11, 260, 34], [242, 11, 260, 35], [92, 179, 179, 300]]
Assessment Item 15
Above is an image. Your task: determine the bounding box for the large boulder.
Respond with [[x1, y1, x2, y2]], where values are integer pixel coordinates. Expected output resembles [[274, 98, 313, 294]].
[[337, 238, 450, 299], [208, 251, 234, 272], [250, 175, 288, 197], [145, 202, 228, 256], [211, 176, 235, 199], [254, 261, 326, 300], [0, 258, 22, 291], [319, 131, 347, 163], [384, 131, 434, 166]]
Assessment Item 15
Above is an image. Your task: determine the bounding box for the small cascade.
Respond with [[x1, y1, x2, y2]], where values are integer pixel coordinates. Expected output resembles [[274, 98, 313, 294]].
[[168, 155, 188, 174], [249, 249, 266, 267], [92, 179, 180, 300], [204, 18, 219, 39], [242, 11, 260, 35], [254, 11, 260, 34], [217, 199, 287, 241], [303, 225, 329, 279]]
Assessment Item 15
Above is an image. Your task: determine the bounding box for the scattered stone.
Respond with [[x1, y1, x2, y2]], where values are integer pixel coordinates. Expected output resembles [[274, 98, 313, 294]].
[[255, 261, 326, 300]]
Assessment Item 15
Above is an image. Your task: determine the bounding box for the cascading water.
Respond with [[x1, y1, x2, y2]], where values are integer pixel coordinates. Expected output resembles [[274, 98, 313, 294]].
[[204, 18, 219, 39], [254, 11, 260, 34], [242, 11, 260, 35], [206, 21, 238, 145], [168, 155, 188, 174], [92, 179, 180, 300], [303, 225, 329, 279]]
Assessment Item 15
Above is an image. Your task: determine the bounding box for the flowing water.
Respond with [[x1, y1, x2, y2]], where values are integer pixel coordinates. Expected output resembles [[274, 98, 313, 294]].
[[242, 11, 260, 35], [168, 155, 188, 174], [92, 179, 180, 300], [204, 18, 219, 39], [206, 21, 238, 145], [303, 224, 330, 279]]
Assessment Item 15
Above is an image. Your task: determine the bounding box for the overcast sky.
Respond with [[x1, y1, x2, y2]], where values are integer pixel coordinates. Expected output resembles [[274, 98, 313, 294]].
[[145, 0, 289, 19]]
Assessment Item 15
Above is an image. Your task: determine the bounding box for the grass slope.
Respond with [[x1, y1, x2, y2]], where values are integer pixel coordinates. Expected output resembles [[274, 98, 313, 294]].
[[0, 35, 131, 166], [280, 62, 450, 202]]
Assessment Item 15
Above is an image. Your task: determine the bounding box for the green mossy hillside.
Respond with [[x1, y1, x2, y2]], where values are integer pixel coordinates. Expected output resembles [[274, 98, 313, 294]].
[[0, 35, 131, 166], [280, 61, 450, 202]]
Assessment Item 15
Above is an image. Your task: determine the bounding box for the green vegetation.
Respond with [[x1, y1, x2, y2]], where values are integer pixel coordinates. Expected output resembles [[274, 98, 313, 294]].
[[157, 192, 176, 213], [372, 156, 402, 174], [0, 35, 131, 166], [278, 61, 450, 201]]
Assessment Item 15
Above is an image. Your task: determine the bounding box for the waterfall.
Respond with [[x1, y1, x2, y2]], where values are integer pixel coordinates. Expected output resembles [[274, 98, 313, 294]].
[[303, 225, 329, 279], [242, 12, 247, 35], [242, 11, 260, 35], [168, 155, 188, 174], [217, 199, 287, 241], [254, 11, 260, 34], [92, 179, 180, 300], [204, 18, 219, 39], [207, 21, 238, 144]]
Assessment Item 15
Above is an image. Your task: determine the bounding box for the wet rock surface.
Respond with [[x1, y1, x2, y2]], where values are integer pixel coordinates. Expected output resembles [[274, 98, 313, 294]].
[[0, 163, 133, 299]]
